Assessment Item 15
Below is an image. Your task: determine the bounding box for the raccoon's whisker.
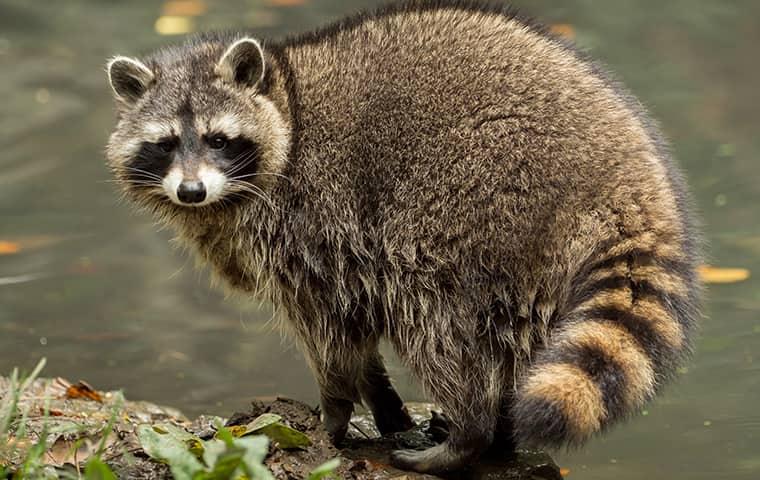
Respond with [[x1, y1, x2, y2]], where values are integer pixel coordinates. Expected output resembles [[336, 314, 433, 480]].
[[123, 179, 162, 187], [225, 184, 273, 206], [228, 172, 292, 183], [223, 150, 255, 175], [121, 165, 164, 177], [119, 167, 165, 182], [225, 150, 260, 176], [224, 181, 279, 211]]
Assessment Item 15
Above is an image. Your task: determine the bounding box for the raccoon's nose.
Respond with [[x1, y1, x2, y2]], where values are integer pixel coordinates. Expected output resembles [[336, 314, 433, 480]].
[[177, 181, 207, 204]]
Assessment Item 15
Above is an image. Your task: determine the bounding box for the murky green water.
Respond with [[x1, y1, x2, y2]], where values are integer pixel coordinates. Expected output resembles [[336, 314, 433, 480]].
[[1, 0, 758, 478]]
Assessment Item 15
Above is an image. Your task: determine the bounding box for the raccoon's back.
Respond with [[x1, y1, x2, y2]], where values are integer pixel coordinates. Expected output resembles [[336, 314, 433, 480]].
[[284, 2, 695, 287]]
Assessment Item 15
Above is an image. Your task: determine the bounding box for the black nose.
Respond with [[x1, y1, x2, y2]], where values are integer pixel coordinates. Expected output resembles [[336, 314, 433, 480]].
[[177, 181, 206, 204]]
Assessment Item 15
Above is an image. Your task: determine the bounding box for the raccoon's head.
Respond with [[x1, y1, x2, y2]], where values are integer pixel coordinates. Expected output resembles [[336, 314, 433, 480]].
[[105, 35, 290, 211]]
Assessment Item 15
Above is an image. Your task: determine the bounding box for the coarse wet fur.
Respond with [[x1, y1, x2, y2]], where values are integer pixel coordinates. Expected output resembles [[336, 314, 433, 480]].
[[105, 0, 702, 474]]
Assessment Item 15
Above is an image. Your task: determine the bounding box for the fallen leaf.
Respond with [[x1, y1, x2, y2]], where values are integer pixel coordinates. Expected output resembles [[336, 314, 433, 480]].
[[549, 23, 576, 40], [39, 407, 65, 417], [65, 381, 104, 403], [45, 436, 94, 467], [163, 0, 207, 16], [0, 235, 83, 255], [698, 265, 750, 284], [267, 0, 306, 5], [0, 241, 20, 254], [243, 413, 282, 434], [560, 467, 571, 476], [137, 425, 205, 478], [155, 15, 194, 35]]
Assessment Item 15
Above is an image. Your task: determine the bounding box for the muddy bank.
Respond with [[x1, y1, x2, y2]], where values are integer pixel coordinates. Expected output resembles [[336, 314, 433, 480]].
[[0, 376, 561, 479]]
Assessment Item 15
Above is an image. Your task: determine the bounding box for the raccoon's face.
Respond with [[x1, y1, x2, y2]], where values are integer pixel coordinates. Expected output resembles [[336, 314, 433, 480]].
[[105, 37, 289, 210]]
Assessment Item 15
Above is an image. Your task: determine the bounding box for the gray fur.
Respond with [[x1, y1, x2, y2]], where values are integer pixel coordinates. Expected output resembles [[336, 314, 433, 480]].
[[106, 1, 701, 473]]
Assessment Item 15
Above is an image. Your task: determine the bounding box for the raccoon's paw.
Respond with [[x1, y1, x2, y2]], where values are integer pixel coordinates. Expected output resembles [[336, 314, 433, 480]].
[[390, 442, 476, 474], [374, 403, 415, 435], [426, 410, 450, 443], [321, 398, 353, 445]]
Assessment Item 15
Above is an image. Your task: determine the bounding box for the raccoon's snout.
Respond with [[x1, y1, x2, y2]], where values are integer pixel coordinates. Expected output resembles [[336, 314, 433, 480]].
[[162, 166, 225, 207], [177, 181, 207, 204]]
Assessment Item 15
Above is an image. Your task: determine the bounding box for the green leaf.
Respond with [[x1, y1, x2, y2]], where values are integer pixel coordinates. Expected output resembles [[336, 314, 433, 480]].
[[200, 449, 244, 480], [84, 457, 118, 480], [254, 423, 311, 450], [235, 436, 274, 480], [154, 423, 206, 459], [137, 424, 204, 480], [308, 459, 340, 480], [201, 439, 227, 470], [234, 436, 269, 465], [243, 414, 282, 435], [240, 414, 310, 450]]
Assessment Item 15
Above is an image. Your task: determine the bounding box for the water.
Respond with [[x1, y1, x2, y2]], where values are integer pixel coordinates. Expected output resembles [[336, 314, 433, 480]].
[[1, 0, 758, 478]]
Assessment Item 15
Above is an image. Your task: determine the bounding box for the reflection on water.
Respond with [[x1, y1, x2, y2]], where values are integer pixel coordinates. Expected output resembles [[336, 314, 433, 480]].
[[0, 0, 759, 478]]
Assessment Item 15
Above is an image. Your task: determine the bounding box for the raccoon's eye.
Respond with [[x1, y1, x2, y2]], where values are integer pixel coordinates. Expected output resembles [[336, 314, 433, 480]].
[[157, 139, 176, 153], [208, 135, 228, 150]]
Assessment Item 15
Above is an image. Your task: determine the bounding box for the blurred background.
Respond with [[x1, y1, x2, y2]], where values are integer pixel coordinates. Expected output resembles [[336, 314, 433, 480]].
[[0, 0, 758, 478]]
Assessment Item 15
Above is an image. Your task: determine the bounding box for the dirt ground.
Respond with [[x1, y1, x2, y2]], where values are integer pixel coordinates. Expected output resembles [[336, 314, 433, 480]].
[[0, 377, 562, 479]]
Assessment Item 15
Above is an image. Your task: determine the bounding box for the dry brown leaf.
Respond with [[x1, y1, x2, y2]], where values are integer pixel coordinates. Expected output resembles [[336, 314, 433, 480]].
[[65, 381, 104, 403], [45, 436, 94, 467], [698, 265, 751, 284], [38, 407, 65, 417], [0, 235, 81, 255], [266, 0, 307, 6], [163, 0, 207, 16], [0, 241, 20, 255], [550, 23, 576, 40]]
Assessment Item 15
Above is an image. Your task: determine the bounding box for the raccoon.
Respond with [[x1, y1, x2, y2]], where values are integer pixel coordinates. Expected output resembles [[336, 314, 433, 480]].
[[105, 0, 701, 473]]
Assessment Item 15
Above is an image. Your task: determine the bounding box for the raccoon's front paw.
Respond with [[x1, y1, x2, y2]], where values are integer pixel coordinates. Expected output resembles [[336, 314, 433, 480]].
[[374, 404, 415, 435], [426, 410, 450, 443], [321, 398, 353, 445]]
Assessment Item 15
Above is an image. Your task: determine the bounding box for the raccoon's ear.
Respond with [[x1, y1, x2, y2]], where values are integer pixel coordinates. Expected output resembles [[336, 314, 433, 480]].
[[216, 38, 266, 88], [107, 56, 155, 106]]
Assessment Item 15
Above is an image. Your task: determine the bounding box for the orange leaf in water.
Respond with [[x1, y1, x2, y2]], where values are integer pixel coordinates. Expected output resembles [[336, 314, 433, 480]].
[[698, 265, 750, 284], [65, 381, 104, 403], [560, 467, 571, 476], [163, 0, 207, 16], [267, 0, 306, 6], [0, 241, 20, 255], [549, 23, 576, 40]]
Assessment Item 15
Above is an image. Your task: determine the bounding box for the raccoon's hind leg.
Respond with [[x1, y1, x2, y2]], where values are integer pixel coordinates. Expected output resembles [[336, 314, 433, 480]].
[[389, 330, 502, 473], [357, 351, 415, 435]]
